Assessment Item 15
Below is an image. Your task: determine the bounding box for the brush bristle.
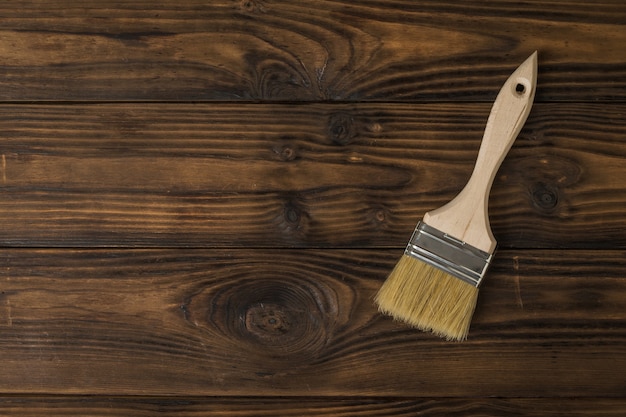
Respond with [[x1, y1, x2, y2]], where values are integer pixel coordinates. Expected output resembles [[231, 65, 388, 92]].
[[375, 254, 479, 341]]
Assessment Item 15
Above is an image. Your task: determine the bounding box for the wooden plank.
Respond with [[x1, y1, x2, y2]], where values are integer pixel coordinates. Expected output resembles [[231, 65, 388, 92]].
[[0, 248, 624, 397], [0, 1, 624, 101], [0, 103, 624, 248], [1, 396, 626, 416]]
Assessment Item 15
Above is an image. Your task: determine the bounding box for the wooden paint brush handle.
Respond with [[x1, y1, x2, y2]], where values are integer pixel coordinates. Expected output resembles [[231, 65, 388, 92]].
[[423, 52, 537, 253]]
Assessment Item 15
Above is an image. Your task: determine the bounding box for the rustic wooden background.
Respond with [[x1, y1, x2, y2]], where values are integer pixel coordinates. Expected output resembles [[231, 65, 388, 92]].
[[0, 1, 625, 415]]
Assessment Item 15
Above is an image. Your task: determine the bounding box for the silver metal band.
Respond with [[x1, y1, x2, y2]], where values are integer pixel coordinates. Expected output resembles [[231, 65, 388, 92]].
[[404, 222, 493, 287]]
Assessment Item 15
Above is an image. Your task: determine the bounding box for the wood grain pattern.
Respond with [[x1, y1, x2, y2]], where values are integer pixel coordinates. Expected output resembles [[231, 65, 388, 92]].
[[0, 1, 624, 101], [1, 396, 626, 417], [0, 103, 623, 248], [0, 248, 625, 397], [1, 0, 624, 414]]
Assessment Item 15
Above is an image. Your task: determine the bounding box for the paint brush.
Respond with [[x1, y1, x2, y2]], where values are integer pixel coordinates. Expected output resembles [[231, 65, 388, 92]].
[[375, 52, 538, 341]]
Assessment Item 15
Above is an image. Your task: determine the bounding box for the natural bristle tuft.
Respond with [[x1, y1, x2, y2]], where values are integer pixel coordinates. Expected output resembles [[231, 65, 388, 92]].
[[375, 255, 479, 341]]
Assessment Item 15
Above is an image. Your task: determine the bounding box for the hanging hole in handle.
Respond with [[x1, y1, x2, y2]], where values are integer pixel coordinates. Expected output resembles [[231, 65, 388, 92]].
[[513, 77, 530, 97]]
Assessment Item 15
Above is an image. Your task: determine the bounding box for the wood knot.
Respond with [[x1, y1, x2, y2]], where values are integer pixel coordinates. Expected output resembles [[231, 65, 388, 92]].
[[273, 195, 310, 243], [500, 154, 580, 218], [239, 0, 266, 13], [272, 141, 299, 162], [366, 204, 391, 231], [245, 303, 293, 339], [531, 182, 559, 211], [199, 274, 340, 362], [284, 203, 301, 224], [328, 113, 357, 145]]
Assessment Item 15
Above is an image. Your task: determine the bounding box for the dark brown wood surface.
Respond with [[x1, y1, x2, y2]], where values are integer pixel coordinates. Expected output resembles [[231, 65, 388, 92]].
[[1, 249, 625, 397], [2, 397, 626, 417], [0, 103, 624, 248], [0, 1, 625, 101], [1, 1, 625, 415]]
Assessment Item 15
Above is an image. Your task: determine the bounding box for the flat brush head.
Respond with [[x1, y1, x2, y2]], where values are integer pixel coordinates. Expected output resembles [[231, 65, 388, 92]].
[[375, 254, 479, 341]]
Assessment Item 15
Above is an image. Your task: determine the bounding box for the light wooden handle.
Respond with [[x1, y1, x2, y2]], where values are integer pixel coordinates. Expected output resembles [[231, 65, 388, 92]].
[[424, 51, 537, 253]]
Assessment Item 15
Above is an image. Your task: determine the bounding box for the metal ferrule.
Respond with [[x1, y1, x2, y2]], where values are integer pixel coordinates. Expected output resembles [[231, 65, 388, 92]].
[[404, 222, 493, 287]]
